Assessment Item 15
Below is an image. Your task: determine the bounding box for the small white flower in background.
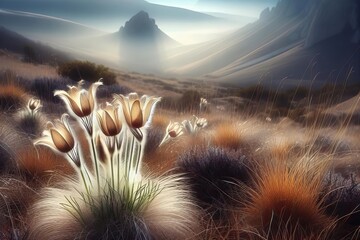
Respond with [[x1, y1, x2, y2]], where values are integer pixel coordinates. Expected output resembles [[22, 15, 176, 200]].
[[27, 98, 42, 113], [199, 97, 208, 112], [195, 116, 208, 129], [266, 117, 272, 122], [182, 115, 208, 134], [216, 105, 225, 111], [182, 119, 195, 134], [159, 121, 185, 146]]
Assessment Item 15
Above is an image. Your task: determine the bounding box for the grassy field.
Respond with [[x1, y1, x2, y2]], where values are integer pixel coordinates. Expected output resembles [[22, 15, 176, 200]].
[[0, 52, 360, 240]]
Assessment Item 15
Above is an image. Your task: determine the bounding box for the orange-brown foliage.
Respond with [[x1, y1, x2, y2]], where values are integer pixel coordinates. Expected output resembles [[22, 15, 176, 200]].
[[211, 122, 244, 150], [0, 84, 28, 111], [17, 145, 74, 181], [242, 160, 333, 239]]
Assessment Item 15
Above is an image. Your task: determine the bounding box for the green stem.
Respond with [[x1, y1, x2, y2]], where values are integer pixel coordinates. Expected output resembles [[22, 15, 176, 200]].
[[79, 168, 94, 205], [90, 137, 101, 195], [135, 144, 142, 175], [128, 134, 135, 179], [110, 152, 115, 189]]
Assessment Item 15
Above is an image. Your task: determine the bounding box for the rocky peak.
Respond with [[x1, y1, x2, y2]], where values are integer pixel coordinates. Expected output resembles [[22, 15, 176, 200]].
[[119, 10, 159, 38]]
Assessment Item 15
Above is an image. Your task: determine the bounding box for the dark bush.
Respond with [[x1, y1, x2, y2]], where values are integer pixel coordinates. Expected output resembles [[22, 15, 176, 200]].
[[144, 125, 163, 156], [96, 84, 131, 99], [179, 90, 201, 111], [58, 61, 117, 85], [323, 171, 360, 227], [176, 147, 252, 220], [23, 45, 38, 63], [160, 90, 201, 112], [17, 112, 44, 138], [29, 77, 73, 103]]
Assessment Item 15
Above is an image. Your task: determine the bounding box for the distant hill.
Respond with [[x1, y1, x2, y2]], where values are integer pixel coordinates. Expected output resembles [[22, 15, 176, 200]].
[[0, 26, 70, 65], [167, 0, 360, 88], [0, 0, 219, 27], [0, 9, 104, 44]]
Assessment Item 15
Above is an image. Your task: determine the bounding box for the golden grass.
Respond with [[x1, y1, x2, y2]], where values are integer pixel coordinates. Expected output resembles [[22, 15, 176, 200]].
[[210, 122, 244, 150], [144, 133, 208, 175], [17, 146, 74, 181], [0, 84, 28, 111], [242, 155, 334, 239], [266, 139, 300, 163]]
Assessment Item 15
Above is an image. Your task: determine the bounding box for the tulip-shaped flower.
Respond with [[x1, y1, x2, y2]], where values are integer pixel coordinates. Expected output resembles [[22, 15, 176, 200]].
[[159, 121, 185, 146], [35, 114, 79, 167], [113, 93, 160, 141], [97, 102, 122, 137], [27, 98, 42, 113], [55, 81, 102, 135], [55, 81, 102, 118], [97, 102, 122, 158]]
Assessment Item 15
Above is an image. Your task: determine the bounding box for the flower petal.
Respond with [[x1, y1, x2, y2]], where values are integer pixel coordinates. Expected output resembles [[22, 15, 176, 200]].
[[88, 81, 103, 111], [97, 111, 110, 136], [130, 100, 143, 128], [115, 94, 132, 127], [143, 97, 161, 124], [50, 129, 73, 153], [54, 90, 84, 117], [80, 91, 92, 116], [105, 110, 119, 136]]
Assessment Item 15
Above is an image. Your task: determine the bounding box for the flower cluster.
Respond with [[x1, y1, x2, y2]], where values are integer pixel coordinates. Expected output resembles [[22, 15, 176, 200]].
[[160, 115, 208, 146], [34, 80, 161, 215]]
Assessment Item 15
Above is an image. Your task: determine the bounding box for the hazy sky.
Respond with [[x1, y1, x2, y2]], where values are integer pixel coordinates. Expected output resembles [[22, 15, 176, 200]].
[[146, 0, 277, 17], [146, 0, 196, 9]]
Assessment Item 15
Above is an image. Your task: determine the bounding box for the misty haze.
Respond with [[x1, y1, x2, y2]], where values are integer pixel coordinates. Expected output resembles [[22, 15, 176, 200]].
[[0, 0, 359, 239]]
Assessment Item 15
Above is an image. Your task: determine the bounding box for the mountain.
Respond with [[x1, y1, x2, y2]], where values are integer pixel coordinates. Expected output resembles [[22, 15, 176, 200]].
[[119, 11, 178, 47], [116, 11, 178, 72], [167, 0, 360, 88]]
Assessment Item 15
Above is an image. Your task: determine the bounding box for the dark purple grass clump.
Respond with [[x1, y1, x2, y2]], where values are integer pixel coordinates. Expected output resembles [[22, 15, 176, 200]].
[[324, 171, 360, 227], [176, 147, 252, 220]]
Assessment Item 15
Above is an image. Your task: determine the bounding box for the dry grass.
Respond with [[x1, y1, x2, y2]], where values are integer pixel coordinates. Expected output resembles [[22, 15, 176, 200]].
[[0, 84, 28, 112], [17, 145, 74, 182], [28, 175, 200, 240], [241, 155, 334, 239], [144, 133, 208, 175], [0, 177, 36, 240], [210, 122, 244, 150]]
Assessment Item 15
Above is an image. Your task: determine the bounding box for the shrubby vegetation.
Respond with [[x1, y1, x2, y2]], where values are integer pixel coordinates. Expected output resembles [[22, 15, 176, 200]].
[[57, 61, 117, 85]]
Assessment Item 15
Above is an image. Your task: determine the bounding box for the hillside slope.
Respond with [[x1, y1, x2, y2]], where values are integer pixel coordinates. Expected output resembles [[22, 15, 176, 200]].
[[167, 0, 360, 87]]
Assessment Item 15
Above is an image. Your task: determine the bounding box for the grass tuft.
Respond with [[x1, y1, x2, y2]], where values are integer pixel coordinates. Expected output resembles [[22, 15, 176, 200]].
[[242, 157, 333, 239], [28, 174, 199, 240], [17, 146, 74, 181], [210, 122, 244, 150], [176, 147, 251, 221], [0, 84, 27, 112]]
